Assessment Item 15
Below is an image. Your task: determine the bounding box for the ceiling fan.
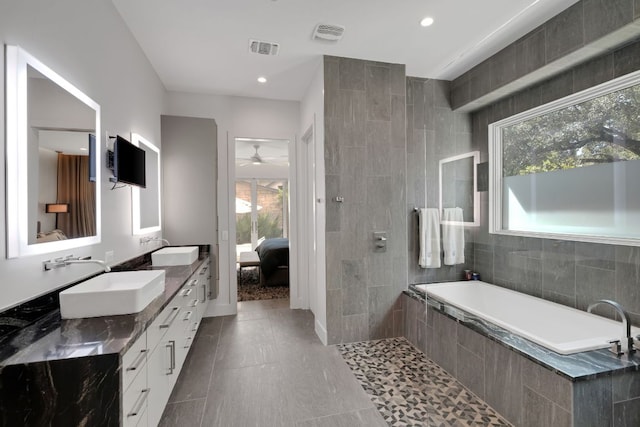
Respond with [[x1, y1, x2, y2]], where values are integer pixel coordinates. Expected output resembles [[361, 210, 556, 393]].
[[249, 144, 263, 164], [237, 144, 288, 166]]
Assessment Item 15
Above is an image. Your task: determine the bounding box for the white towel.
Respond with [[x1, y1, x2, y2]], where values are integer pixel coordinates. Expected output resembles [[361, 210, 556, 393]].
[[418, 208, 441, 268], [442, 207, 464, 265]]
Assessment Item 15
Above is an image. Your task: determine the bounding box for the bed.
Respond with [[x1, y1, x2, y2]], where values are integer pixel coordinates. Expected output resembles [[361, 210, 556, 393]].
[[255, 238, 289, 287]]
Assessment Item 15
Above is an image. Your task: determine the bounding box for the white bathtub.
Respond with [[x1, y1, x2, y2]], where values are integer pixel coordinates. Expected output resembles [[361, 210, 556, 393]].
[[415, 281, 638, 355]]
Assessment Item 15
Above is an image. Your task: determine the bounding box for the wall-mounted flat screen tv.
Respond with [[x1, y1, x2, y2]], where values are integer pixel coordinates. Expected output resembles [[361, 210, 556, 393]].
[[112, 135, 146, 188]]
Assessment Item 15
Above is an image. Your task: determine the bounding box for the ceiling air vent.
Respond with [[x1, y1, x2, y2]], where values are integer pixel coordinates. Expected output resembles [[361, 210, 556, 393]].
[[249, 39, 280, 56], [312, 23, 345, 41]]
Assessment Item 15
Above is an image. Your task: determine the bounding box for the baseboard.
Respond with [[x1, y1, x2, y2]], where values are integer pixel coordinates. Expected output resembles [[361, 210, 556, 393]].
[[203, 301, 237, 317], [315, 319, 328, 345]]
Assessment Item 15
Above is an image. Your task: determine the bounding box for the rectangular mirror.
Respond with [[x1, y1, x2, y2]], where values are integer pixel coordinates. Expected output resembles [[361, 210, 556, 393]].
[[131, 133, 161, 235], [6, 45, 101, 258], [439, 151, 479, 226], [489, 70, 640, 245]]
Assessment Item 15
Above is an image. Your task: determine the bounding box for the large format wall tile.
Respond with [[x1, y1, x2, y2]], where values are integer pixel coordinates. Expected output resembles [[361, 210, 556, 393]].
[[521, 386, 571, 427], [515, 28, 546, 77], [406, 77, 475, 285], [484, 340, 522, 425], [583, 0, 633, 44], [324, 57, 406, 344], [452, 0, 640, 109], [573, 376, 613, 427], [545, 3, 585, 63]]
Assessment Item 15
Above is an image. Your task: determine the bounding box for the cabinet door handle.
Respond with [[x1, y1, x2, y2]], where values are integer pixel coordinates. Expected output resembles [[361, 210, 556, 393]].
[[126, 349, 147, 372], [189, 279, 198, 286], [200, 284, 207, 303], [199, 267, 208, 275], [166, 340, 176, 375], [184, 336, 193, 349], [183, 311, 193, 321], [181, 288, 193, 297], [160, 307, 180, 329], [192, 321, 199, 332], [127, 388, 150, 418], [189, 299, 199, 308]]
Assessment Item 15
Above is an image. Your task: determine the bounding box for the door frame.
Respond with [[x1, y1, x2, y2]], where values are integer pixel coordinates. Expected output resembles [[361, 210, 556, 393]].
[[226, 136, 304, 311]]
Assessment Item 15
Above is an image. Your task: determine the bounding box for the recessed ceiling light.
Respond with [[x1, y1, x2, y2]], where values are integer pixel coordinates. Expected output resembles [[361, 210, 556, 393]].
[[257, 76, 267, 83], [420, 17, 434, 27]]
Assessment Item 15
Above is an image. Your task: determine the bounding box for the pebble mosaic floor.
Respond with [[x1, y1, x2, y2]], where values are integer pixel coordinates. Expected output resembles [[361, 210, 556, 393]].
[[337, 337, 512, 427]]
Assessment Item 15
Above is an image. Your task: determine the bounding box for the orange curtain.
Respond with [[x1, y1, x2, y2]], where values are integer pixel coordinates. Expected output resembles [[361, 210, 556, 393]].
[[56, 154, 96, 238]]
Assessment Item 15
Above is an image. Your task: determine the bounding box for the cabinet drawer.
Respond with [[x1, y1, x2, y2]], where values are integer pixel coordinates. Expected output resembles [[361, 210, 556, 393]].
[[122, 362, 149, 427], [148, 303, 181, 352], [134, 406, 148, 427], [122, 332, 147, 393]]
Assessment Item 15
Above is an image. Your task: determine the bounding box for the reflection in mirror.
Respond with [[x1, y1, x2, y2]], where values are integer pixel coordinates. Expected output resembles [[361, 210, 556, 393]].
[[438, 151, 479, 226], [131, 133, 161, 235], [6, 45, 101, 258], [35, 130, 96, 243]]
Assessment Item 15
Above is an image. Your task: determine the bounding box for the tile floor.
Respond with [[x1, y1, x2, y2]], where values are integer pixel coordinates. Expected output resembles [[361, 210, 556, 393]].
[[338, 338, 512, 426], [159, 300, 510, 427], [159, 299, 385, 427]]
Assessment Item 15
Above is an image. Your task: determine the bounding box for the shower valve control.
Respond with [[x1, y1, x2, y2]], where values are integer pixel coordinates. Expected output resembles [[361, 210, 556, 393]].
[[373, 232, 387, 252]]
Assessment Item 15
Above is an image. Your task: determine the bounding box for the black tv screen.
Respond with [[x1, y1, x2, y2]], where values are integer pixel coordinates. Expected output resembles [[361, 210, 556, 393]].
[[114, 136, 146, 188]]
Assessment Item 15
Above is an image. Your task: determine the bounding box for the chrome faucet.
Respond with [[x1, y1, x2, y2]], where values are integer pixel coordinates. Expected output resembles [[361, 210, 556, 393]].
[[43, 255, 111, 272], [65, 258, 111, 272], [588, 299, 634, 355], [140, 236, 170, 246]]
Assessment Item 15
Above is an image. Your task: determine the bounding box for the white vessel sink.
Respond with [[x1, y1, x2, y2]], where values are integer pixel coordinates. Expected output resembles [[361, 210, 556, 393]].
[[151, 246, 198, 266], [59, 270, 166, 319]]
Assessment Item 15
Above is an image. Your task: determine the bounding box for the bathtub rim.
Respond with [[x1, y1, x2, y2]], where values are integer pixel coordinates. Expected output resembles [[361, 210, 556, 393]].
[[414, 281, 640, 355], [404, 284, 640, 382]]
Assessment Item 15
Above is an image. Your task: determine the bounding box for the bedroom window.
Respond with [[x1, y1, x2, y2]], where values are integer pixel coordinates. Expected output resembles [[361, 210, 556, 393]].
[[235, 179, 289, 253], [489, 70, 640, 246]]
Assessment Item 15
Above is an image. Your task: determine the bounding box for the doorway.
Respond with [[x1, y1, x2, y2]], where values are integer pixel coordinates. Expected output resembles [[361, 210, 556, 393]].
[[234, 138, 290, 302]]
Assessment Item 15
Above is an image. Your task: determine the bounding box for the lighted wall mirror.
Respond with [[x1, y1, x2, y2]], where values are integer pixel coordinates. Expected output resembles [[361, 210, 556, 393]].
[[438, 151, 479, 226], [5, 45, 101, 258], [130, 133, 161, 235]]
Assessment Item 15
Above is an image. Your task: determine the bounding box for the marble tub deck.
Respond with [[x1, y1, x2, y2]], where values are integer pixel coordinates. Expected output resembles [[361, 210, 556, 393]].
[[405, 285, 640, 382]]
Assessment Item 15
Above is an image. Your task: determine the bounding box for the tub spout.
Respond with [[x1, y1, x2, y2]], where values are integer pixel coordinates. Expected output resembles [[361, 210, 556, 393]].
[[587, 299, 633, 355]]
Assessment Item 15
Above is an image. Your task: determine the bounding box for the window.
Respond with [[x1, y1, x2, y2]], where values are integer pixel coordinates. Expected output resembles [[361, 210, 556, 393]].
[[489, 70, 640, 245]]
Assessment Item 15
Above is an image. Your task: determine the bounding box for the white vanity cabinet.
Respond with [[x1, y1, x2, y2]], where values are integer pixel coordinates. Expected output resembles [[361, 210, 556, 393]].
[[145, 258, 210, 427], [121, 332, 149, 427], [147, 300, 183, 427]]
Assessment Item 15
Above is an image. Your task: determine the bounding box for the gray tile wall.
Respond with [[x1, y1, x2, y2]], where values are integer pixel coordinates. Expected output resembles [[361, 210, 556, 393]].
[[470, 38, 640, 325], [451, 0, 640, 109], [406, 77, 475, 284], [402, 293, 640, 426], [323, 56, 407, 344]]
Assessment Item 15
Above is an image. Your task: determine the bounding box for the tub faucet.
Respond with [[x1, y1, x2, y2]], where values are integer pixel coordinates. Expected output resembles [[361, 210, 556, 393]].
[[588, 299, 634, 355]]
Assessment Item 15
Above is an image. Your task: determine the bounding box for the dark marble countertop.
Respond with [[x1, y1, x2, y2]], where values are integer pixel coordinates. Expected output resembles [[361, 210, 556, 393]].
[[0, 248, 210, 367], [404, 285, 640, 382]]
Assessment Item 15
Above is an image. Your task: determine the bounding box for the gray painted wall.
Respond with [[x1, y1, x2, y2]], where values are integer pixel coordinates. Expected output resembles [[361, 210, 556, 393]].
[[323, 56, 407, 344], [0, 0, 165, 312], [161, 115, 217, 248]]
